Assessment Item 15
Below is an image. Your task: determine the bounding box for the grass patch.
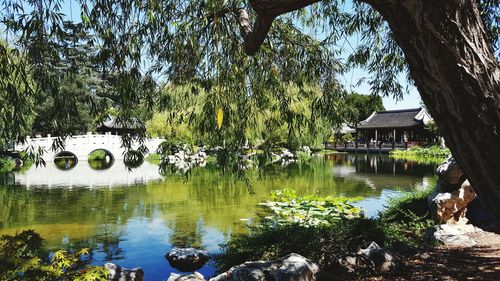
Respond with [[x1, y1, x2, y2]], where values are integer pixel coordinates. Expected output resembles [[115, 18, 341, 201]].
[[146, 153, 161, 165], [378, 187, 435, 247], [390, 145, 451, 158]]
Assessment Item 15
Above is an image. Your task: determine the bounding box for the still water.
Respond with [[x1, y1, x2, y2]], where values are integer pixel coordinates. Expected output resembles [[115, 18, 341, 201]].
[[0, 153, 436, 280]]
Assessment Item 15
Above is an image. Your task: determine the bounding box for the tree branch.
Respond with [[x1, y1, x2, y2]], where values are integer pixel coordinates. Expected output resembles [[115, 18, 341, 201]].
[[236, 0, 322, 55], [237, 9, 274, 55]]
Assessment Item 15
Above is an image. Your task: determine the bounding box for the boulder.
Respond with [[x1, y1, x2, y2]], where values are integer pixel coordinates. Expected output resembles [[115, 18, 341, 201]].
[[431, 180, 476, 223], [338, 242, 402, 274], [209, 253, 319, 281], [167, 272, 205, 281], [426, 222, 482, 247], [105, 263, 144, 281], [166, 248, 210, 272]]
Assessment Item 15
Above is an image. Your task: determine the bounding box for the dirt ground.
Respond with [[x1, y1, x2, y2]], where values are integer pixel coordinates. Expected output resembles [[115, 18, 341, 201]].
[[368, 230, 500, 281]]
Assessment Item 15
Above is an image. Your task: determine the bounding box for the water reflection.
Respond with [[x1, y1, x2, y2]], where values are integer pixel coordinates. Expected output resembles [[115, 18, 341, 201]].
[[0, 153, 437, 280], [11, 161, 162, 188]]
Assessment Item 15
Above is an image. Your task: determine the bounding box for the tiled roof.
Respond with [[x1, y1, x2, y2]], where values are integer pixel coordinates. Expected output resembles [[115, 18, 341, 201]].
[[358, 108, 425, 129]]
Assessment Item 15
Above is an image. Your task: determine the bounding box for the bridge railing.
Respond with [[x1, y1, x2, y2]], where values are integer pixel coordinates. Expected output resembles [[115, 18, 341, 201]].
[[14, 133, 165, 159]]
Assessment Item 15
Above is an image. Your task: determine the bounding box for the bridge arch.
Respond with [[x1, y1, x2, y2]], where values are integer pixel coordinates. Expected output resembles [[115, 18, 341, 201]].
[[88, 149, 115, 170], [54, 151, 78, 170]]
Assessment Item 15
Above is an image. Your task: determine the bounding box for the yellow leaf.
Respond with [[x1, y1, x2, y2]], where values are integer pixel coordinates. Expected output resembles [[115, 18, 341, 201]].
[[217, 107, 224, 129]]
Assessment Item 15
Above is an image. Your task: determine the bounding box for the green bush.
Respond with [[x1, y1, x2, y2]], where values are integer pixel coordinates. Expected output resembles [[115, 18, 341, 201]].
[[88, 150, 107, 161], [0, 230, 107, 281], [390, 145, 449, 159], [146, 153, 161, 165], [0, 156, 16, 173], [378, 187, 436, 247]]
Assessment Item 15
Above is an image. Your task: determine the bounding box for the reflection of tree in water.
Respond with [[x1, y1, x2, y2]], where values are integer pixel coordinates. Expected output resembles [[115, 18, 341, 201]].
[[0, 173, 13, 187], [169, 219, 204, 249], [324, 153, 436, 176], [94, 224, 125, 261]]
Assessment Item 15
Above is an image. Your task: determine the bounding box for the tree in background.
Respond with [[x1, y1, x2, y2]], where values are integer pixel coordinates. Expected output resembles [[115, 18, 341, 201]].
[[344, 93, 385, 125]]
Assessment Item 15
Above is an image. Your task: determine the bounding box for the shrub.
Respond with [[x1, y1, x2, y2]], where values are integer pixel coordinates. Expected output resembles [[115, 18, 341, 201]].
[[0, 156, 16, 173], [378, 187, 436, 247], [0, 230, 107, 281], [390, 145, 450, 161]]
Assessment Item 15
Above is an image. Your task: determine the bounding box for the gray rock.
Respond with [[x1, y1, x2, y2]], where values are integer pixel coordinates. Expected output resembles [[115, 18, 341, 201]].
[[166, 248, 210, 272], [209, 253, 319, 281], [167, 272, 205, 281], [105, 263, 144, 281], [338, 242, 402, 274], [435, 156, 465, 187], [426, 222, 482, 247], [357, 242, 402, 273]]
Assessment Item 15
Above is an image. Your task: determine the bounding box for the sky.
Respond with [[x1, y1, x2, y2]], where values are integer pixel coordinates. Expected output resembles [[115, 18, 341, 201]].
[[56, 1, 422, 110], [341, 67, 422, 110]]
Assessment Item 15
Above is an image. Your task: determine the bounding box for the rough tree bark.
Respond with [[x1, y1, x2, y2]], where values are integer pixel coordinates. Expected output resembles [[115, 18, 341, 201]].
[[241, 0, 500, 223], [363, 0, 500, 223]]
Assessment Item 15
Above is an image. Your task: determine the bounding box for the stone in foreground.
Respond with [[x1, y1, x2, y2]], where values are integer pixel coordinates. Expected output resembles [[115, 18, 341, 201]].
[[209, 253, 319, 281], [167, 272, 205, 281], [338, 242, 402, 274], [166, 248, 210, 272], [426, 222, 483, 247], [105, 263, 144, 281]]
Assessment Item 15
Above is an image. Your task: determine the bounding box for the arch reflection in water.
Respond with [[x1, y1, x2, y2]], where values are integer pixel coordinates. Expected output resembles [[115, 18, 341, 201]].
[[88, 149, 115, 170], [54, 151, 78, 170]]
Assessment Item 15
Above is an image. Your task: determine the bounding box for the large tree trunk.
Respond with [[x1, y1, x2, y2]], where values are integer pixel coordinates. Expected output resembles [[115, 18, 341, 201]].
[[364, 0, 500, 223]]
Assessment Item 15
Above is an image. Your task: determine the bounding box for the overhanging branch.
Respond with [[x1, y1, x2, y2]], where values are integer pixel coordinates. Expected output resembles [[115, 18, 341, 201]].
[[236, 0, 323, 55]]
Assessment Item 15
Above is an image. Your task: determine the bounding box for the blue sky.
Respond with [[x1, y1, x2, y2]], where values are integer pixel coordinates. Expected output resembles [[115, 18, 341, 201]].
[[341, 67, 421, 110]]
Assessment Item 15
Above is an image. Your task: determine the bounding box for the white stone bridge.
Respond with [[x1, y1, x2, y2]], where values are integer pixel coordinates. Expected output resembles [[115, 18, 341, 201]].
[[14, 133, 165, 161]]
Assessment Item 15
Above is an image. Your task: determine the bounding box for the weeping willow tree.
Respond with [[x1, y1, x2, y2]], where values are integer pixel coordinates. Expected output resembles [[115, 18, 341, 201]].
[[1, 0, 500, 222], [147, 83, 337, 149], [0, 40, 34, 150]]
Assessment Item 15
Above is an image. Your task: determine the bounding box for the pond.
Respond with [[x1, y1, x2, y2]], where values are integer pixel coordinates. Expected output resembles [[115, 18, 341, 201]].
[[0, 153, 437, 280]]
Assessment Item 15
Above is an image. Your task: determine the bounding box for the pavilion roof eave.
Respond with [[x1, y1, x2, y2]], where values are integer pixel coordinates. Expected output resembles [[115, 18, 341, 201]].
[[356, 124, 423, 130]]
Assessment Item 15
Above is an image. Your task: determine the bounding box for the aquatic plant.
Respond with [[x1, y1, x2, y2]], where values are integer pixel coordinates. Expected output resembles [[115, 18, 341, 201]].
[[259, 189, 363, 227]]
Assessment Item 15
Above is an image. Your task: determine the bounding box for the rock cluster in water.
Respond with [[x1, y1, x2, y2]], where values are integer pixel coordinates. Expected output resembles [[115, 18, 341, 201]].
[[167, 149, 207, 172]]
